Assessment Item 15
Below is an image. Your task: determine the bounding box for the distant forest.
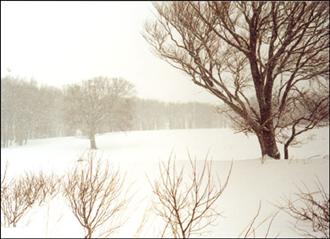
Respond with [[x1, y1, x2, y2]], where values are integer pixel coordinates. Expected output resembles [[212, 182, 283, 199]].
[[1, 77, 229, 147]]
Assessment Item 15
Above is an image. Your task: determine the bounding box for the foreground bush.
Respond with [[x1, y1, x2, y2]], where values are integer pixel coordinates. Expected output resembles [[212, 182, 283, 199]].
[[150, 153, 232, 238], [64, 151, 128, 238], [1, 168, 60, 227]]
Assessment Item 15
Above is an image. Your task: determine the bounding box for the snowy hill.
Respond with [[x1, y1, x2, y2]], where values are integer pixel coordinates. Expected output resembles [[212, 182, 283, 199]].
[[1, 127, 329, 238]]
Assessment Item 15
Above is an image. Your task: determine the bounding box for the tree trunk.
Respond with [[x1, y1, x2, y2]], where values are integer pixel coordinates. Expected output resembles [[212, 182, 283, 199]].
[[256, 97, 281, 159], [284, 134, 295, 160], [284, 144, 289, 160], [257, 129, 280, 159], [85, 226, 93, 239], [89, 131, 97, 149]]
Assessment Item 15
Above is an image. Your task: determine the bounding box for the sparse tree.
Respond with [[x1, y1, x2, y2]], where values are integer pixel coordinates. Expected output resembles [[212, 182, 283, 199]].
[[150, 154, 232, 238], [144, 2, 329, 159], [276, 83, 329, 159], [64, 77, 134, 149], [63, 152, 128, 238]]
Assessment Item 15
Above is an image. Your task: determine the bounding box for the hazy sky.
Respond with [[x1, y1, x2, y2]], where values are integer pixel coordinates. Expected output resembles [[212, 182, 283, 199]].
[[1, 1, 218, 103]]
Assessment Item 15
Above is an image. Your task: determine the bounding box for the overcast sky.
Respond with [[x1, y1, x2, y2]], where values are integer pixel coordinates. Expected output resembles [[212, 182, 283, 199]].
[[1, 1, 219, 103]]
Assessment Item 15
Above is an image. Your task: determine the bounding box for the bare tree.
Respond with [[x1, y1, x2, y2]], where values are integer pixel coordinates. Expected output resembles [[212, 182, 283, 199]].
[[144, 2, 329, 159], [276, 84, 329, 159], [64, 77, 135, 149], [279, 178, 329, 238], [63, 151, 128, 238], [150, 154, 232, 238]]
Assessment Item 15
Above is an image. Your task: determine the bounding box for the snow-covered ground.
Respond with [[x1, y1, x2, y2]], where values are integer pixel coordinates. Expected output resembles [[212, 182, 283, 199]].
[[1, 127, 329, 238]]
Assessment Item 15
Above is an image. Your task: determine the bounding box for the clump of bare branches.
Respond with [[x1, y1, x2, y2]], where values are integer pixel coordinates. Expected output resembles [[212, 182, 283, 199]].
[[279, 178, 329, 238], [240, 201, 280, 238], [1, 161, 9, 198], [34, 172, 61, 205], [1, 161, 9, 226], [150, 153, 232, 238], [63, 151, 128, 238], [1, 170, 60, 227], [1, 178, 32, 227]]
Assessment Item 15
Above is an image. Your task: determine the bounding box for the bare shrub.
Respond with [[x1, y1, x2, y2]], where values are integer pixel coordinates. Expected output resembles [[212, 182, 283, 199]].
[[150, 154, 232, 238], [1, 168, 61, 227], [1, 174, 40, 227], [1, 161, 9, 198], [240, 201, 279, 238], [63, 152, 127, 238], [279, 179, 329, 238], [1, 162, 9, 226]]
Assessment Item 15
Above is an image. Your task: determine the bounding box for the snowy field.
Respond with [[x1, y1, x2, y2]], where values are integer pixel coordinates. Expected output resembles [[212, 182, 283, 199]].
[[1, 127, 329, 238]]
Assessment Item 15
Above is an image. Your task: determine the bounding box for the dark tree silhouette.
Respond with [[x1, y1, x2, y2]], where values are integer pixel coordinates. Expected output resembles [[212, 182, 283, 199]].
[[144, 2, 329, 159]]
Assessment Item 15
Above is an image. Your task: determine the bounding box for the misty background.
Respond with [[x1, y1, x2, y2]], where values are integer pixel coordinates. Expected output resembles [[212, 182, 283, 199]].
[[1, 1, 218, 103], [1, 2, 230, 147]]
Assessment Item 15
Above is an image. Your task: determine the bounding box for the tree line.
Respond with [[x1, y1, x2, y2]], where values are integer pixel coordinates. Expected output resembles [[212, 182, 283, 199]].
[[132, 98, 229, 131], [1, 77, 65, 147], [1, 76, 228, 148]]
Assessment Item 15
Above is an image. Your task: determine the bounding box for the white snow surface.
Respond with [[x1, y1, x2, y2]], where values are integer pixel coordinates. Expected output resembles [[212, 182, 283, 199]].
[[1, 127, 329, 238]]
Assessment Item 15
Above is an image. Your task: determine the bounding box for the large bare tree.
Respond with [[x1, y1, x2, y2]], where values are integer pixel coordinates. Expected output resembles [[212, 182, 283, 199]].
[[144, 2, 329, 159]]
